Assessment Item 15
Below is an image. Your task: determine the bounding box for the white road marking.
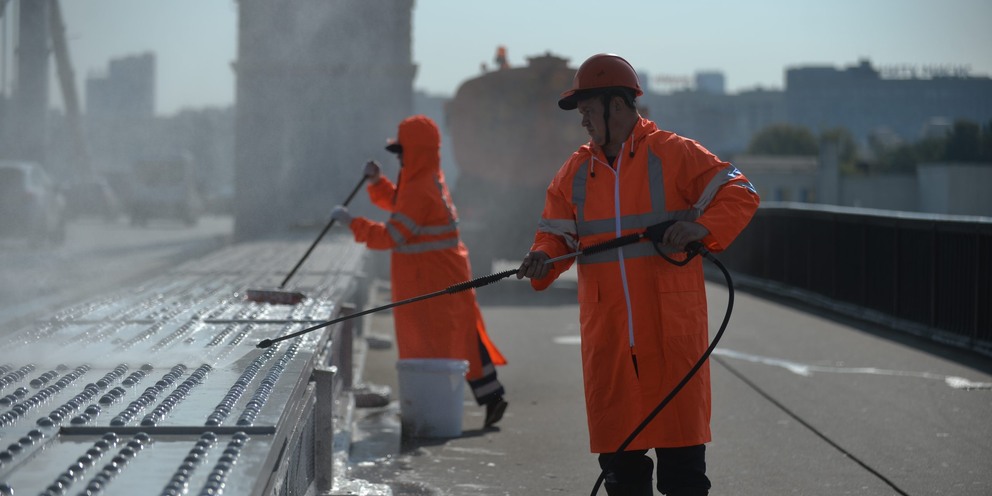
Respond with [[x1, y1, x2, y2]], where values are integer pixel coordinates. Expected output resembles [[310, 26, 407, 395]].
[[552, 335, 992, 390], [714, 348, 992, 390]]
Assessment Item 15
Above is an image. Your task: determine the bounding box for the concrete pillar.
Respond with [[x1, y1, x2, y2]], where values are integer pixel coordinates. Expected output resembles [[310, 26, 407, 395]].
[[9, 0, 50, 163], [233, 0, 415, 239]]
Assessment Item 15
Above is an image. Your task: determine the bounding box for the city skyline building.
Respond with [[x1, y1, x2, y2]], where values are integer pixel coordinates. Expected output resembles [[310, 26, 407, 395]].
[[643, 58, 992, 158], [85, 52, 155, 123]]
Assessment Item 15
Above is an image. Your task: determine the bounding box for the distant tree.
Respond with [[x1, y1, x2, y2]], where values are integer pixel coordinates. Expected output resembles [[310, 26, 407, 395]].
[[819, 127, 858, 167], [864, 119, 992, 174], [983, 120, 992, 162], [748, 124, 818, 156], [867, 129, 904, 163], [875, 136, 945, 174], [944, 120, 982, 162]]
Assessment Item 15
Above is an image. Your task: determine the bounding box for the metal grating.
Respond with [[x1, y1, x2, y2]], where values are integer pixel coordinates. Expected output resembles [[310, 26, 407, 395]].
[[0, 238, 367, 495]]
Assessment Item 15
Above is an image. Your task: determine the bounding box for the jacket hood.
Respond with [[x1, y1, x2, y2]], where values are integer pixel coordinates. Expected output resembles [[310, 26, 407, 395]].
[[393, 115, 441, 178], [627, 116, 657, 152]]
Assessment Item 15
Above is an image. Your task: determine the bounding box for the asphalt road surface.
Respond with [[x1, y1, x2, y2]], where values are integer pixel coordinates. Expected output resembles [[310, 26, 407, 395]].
[[354, 273, 992, 495]]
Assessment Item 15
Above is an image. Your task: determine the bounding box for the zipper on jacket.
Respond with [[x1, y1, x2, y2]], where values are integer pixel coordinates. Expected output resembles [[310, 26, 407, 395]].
[[630, 347, 639, 378], [614, 142, 636, 350]]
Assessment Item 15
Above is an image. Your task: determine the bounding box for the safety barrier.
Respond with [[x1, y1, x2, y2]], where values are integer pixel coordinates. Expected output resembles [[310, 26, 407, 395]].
[[269, 303, 356, 496], [718, 202, 992, 356]]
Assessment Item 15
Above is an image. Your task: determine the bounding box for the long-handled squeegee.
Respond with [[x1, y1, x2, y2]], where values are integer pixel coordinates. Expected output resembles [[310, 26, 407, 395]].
[[245, 174, 369, 305], [256, 221, 685, 348]]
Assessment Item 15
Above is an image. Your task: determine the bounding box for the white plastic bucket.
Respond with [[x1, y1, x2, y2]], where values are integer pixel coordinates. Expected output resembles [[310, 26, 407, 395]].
[[395, 358, 469, 438]]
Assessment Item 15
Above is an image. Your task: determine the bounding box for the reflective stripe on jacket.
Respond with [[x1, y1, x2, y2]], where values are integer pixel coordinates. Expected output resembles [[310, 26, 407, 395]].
[[530, 117, 758, 452]]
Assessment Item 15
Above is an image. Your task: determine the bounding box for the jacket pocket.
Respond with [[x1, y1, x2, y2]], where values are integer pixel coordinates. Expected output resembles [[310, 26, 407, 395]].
[[658, 268, 703, 293], [578, 280, 599, 303], [656, 270, 706, 336]]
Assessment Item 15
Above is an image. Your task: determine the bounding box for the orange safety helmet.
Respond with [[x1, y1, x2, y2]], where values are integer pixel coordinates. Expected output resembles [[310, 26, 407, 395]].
[[558, 53, 643, 110]]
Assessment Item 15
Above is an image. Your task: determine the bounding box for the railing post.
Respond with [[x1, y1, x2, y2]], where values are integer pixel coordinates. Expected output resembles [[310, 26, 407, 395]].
[[336, 303, 355, 392], [314, 303, 356, 493], [313, 365, 337, 493]]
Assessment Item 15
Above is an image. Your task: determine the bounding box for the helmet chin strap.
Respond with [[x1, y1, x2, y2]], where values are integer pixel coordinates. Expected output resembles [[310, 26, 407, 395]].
[[601, 94, 613, 151], [601, 93, 632, 161]]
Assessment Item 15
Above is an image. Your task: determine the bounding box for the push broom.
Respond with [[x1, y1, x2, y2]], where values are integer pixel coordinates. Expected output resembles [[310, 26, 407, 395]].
[[245, 173, 369, 305]]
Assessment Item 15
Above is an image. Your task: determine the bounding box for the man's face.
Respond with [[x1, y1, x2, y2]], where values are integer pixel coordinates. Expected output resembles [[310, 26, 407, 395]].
[[577, 96, 607, 146]]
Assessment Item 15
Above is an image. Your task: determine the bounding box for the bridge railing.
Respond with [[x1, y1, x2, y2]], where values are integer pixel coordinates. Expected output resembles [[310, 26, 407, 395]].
[[718, 202, 992, 356]]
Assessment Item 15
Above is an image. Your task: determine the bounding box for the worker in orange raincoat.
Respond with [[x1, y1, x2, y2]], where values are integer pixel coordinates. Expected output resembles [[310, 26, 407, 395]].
[[517, 54, 759, 496], [331, 115, 509, 428]]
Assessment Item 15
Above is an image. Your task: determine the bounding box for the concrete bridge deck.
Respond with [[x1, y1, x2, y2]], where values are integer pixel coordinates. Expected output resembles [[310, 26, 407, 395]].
[[352, 267, 992, 495], [1, 223, 988, 495]]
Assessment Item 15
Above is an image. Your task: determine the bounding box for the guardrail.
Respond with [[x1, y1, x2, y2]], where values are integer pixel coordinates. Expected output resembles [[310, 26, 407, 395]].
[[718, 202, 992, 356], [0, 236, 371, 496], [267, 303, 358, 496]]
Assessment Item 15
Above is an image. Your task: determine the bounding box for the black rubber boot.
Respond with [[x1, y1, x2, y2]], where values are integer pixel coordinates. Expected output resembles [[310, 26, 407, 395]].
[[604, 476, 654, 496], [601, 451, 655, 496], [484, 397, 507, 427], [656, 445, 710, 496]]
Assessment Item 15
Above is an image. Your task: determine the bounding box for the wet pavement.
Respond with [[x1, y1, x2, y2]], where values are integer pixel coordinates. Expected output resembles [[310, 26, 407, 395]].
[[1, 220, 989, 495], [349, 268, 992, 495]]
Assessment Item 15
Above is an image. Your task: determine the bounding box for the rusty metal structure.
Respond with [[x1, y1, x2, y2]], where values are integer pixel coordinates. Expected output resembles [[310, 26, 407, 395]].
[[446, 53, 587, 272]]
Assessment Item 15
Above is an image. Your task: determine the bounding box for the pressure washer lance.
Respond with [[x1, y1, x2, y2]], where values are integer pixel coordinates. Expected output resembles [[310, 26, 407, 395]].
[[255, 222, 676, 349], [245, 173, 370, 306]]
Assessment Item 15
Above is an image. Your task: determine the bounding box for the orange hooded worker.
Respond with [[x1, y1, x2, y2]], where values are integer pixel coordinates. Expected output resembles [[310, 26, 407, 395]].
[[516, 54, 759, 495], [331, 115, 509, 428]]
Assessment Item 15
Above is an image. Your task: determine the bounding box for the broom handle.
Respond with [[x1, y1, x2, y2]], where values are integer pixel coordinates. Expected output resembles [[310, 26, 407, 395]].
[[279, 174, 369, 289]]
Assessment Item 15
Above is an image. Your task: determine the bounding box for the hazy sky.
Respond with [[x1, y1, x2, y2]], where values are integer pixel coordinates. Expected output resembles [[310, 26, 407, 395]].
[[14, 0, 992, 115]]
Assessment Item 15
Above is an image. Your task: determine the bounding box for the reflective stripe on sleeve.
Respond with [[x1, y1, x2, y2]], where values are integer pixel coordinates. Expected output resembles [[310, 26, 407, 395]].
[[392, 211, 459, 236], [386, 221, 407, 245], [537, 218, 580, 251], [393, 236, 460, 254], [693, 164, 754, 211]]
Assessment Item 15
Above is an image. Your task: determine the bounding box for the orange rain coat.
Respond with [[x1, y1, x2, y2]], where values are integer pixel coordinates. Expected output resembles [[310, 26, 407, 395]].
[[347, 116, 506, 381], [530, 117, 758, 452]]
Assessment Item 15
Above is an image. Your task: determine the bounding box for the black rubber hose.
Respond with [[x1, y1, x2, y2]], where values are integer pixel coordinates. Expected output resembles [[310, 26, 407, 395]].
[[590, 247, 733, 496], [445, 269, 517, 293], [581, 233, 644, 256]]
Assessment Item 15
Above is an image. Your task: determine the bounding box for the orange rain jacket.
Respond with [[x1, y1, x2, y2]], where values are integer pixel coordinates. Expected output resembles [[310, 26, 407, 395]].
[[348, 116, 506, 381], [530, 117, 759, 452]]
